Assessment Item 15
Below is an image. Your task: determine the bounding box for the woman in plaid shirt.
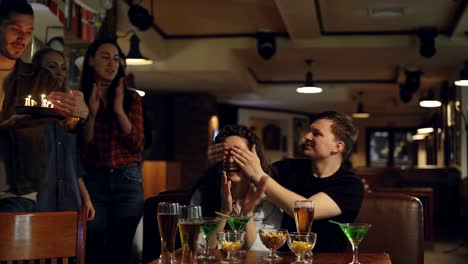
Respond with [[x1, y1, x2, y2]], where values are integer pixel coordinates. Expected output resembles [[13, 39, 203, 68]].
[[79, 39, 145, 264]]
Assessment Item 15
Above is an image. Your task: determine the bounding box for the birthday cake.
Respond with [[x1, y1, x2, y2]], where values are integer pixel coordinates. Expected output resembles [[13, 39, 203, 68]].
[[15, 94, 64, 119]]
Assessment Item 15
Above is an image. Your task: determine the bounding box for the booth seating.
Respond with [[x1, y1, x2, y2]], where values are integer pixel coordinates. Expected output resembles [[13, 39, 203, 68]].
[[356, 192, 424, 264], [0, 206, 87, 264]]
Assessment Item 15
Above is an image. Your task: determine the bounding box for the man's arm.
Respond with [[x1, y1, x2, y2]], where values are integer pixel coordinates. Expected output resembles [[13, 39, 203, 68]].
[[229, 144, 342, 219]]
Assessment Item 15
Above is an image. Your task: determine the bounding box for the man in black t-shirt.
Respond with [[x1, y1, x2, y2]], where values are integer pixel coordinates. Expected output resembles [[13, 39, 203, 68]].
[[225, 111, 364, 252]]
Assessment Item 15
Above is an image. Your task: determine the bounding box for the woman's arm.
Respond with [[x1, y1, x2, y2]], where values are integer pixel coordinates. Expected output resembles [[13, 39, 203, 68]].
[[115, 87, 144, 153], [78, 178, 95, 221]]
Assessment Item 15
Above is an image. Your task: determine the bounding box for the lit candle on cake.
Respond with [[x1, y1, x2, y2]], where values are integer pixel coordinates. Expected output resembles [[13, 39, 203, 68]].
[[41, 94, 46, 107], [24, 95, 31, 106]]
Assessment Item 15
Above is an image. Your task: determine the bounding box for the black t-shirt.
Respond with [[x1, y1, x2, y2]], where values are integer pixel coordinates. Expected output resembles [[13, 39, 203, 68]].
[[272, 158, 364, 252]]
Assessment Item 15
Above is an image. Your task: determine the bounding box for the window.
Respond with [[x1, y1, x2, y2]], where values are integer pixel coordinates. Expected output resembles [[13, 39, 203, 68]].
[[367, 128, 415, 167]]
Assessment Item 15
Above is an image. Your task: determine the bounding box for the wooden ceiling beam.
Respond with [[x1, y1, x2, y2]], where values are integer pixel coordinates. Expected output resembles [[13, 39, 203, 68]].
[[274, 0, 320, 41]]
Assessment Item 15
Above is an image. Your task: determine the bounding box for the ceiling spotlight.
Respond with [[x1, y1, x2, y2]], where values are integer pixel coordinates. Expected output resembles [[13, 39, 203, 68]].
[[126, 34, 153, 66], [399, 68, 422, 103], [257, 29, 276, 60], [351, 91, 370, 118], [128, 4, 153, 31], [296, 59, 322, 94], [417, 27, 438, 58], [419, 89, 441, 108], [454, 60, 468, 86]]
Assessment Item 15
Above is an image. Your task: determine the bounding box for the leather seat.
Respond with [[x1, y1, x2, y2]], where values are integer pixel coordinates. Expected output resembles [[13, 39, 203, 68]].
[[355, 192, 424, 264], [142, 188, 192, 264]]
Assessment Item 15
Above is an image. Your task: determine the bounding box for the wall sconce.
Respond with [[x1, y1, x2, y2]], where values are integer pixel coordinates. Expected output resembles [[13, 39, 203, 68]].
[[454, 60, 468, 86], [419, 89, 441, 108], [296, 59, 322, 94]]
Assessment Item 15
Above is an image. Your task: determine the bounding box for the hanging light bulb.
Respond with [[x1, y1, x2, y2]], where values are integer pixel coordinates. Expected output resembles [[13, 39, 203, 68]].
[[454, 60, 468, 86], [126, 34, 153, 66], [296, 59, 322, 94], [351, 91, 370, 118], [419, 89, 441, 108]]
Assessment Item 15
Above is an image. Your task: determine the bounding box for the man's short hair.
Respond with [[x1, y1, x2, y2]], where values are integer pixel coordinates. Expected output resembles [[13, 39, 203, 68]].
[[313, 111, 358, 159], [0, 0, 34, 25]]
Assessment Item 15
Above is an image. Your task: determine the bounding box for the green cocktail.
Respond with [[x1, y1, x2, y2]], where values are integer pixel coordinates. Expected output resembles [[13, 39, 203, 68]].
[[337, 223, 372, 264], [198, 217, 222, 261], [342, 224, 370, 245], [226, 216, 250, 232]]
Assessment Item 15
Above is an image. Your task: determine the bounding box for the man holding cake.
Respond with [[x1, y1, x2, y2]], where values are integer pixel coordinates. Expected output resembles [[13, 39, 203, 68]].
[[0, 0, 89, 212]]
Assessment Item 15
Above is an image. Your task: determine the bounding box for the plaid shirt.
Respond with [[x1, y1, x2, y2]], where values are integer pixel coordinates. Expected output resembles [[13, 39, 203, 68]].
[[81, 90, 144, 168]]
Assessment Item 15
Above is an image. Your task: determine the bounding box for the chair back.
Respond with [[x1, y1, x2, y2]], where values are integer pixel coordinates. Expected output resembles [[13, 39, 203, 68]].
[[0, 206, 87, 264], [355, 192, 424, 264], [143, 188, 192, 264]]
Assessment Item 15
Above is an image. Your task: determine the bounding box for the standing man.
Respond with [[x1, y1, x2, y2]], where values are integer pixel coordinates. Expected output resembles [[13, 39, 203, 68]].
[[211, 111, 364, 252], [0, 0, 88, 212]]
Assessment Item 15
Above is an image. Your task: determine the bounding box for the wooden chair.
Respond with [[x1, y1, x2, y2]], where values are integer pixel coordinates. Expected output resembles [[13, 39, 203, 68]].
[[355, 192, 424, 264], [0, 206, 87, 264]]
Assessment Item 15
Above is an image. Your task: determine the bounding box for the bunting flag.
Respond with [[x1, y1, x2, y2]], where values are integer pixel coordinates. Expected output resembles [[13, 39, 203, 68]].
[[33, 0, 104, 43]]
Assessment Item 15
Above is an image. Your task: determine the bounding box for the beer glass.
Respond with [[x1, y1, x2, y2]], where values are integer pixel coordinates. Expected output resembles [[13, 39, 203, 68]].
[[294, 200, 314, 233], [157, 202, 179, 264], [178, 205, 203, 263]]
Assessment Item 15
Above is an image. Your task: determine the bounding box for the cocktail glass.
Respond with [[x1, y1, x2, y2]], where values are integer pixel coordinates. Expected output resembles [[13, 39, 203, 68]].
[[197, 217, 222, 261], [157, 202, 179, 264], [337, 223, 372, 264], [217, 231, 246, 263], [226, 216, 251, 232], [259, 228, 288, 262], [287, 232, 317, 264], [226, 215, 250, 256]]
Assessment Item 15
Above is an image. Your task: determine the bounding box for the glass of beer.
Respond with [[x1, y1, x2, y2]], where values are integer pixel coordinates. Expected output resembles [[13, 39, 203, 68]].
[[294, 200, 314, 233], [179, 218, 202, 263], [157, 202, 179, 264]]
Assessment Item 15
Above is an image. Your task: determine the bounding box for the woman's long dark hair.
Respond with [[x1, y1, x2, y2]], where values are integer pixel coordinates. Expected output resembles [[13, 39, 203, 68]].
[[80, 39, 132, 113], [195, 124, 272, 217]]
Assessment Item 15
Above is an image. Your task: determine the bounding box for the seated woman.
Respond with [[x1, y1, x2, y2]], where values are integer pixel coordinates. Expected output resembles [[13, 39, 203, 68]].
[[191, 124, 282, 250]]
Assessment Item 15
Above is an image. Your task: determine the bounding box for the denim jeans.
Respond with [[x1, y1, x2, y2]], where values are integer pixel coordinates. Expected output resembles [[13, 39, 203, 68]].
[[84, 164, 144, 264], [0, 197, 36, 212]]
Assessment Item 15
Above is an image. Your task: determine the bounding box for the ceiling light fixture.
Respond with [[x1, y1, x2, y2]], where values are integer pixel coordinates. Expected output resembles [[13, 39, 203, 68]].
[[454, 60, 468, 86], [417, 127, 434, 134], [368, 7, 405, 17], [126, 34, 153, 66], [411, 134, 426, 140], [417, 27, 437, 58], [296, 59, 322, 94], [399, 68, 421, 103], [257, 29, 276, 60], [419, 89, 441, 108], [352, 91, 370, 118]]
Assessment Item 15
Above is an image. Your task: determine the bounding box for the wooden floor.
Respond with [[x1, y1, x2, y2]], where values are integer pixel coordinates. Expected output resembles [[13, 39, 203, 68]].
[[425, 241, 468, 264]]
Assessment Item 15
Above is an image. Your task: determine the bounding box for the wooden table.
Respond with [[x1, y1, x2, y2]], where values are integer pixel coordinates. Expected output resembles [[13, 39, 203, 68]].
[[148, 250, 392, 263]]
